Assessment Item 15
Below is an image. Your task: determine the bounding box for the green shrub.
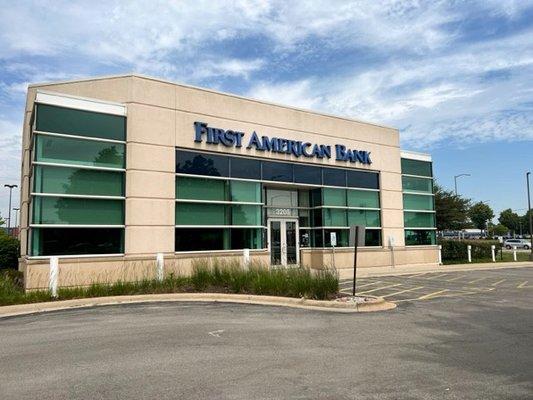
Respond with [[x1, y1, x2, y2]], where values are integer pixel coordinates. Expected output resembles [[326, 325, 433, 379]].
[[0, 231, 19, 270], [439, 239, 501, 261]]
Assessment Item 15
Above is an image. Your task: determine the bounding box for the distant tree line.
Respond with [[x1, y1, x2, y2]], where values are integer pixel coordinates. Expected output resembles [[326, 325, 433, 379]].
[[433, 184, 531, 236]]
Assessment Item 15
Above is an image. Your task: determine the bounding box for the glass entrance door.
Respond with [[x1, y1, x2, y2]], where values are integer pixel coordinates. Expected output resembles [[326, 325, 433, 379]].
[[268, 219, 299, 266]]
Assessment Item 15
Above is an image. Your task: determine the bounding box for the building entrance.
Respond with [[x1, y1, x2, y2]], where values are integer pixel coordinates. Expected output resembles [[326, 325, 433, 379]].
[[268, 219, 299, 266]]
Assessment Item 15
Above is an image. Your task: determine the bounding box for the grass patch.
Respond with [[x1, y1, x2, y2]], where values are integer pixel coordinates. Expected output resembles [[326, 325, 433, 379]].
[[443, 251, 531, 265], [0, 259, 339, 307]]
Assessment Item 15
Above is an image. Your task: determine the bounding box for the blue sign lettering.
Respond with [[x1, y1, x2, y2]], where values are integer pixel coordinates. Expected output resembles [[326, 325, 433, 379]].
[[193, 122, 371, 165]]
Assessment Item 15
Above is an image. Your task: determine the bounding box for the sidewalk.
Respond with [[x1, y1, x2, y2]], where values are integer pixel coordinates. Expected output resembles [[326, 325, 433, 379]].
[[337, 261, 533, 280]]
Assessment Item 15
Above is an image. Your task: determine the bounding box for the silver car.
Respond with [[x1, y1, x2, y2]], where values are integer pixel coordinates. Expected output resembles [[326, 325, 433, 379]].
[[504, 239, 531, 250]]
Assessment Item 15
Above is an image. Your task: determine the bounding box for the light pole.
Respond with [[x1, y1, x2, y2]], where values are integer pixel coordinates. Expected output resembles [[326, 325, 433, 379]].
[[454, 174, 470, 195], [527, 172, 532, 261], [4, 184, 17, 232], [13, 207, 20, 229]]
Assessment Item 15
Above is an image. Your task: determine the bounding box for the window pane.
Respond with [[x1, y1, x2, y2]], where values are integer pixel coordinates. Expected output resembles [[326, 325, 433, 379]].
[[35, 135, 125, 168], [347, 190, 380, 208], [323, 188, 346, 206], [405, 229, 436, 245], [176, 150, 229, 177], [230, 157, 261, 179], [347, 170, 379, 189], [36, 104, 126, 141], [324, 229, 349, 247], [33, 165, 124, 196], [404, 211, 435, 228], [403, 194, 434, 211], [294, 164, 322, 185], [298, 209, 310, 227], [230, 181, 261, 203], [265, 189, 298, 207], [401, 158, 433, 177], [230, 228, 262, 249], [323, 168, 346, 186], [312, 230, 324, 247], [323, 208, 347, 226], [365, 229, 382, 246], [262, 161, 293, 182], [310, 189, 322, 207], [175, 203, 227, 225], [232, 205, 262, 225], [347, 210, 381, 227], [31, 227, 124, 256], [402, 176, 433, 193], [32, 196, 124, 225], [176, 177, 227, 201], [299, 229, 311, 247], [175, 228, 228, 251], [312, 209, 323, 226]]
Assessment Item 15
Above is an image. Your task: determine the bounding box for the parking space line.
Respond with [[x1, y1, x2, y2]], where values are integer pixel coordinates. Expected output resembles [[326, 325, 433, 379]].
[[517, 281, 529, 289], [357, 283, 402, 295], [382, 286, 425, 298], [407, 272, 428, 278], [418, 289, 450, 300], [468, 277, 488, 284], [445, 275, 467, 282], [491, 279, 506, 286], [430, 273, 449, 279]]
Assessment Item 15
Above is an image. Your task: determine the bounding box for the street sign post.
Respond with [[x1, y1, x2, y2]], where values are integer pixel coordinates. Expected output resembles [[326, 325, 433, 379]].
[[349, 225, 366, 296], [330, 232, 337, 270]]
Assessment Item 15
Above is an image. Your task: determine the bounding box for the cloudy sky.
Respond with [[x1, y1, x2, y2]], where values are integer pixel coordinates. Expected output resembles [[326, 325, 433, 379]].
[[1, 0, 532, 224]]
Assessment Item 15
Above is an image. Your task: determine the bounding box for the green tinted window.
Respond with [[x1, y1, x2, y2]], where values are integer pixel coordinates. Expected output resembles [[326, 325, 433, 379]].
[[403, 194, 434, 211], [35, 135, 125, 169], [230, 181, 261, 203], [31, 227, 124, 256], [176, 177, 227, 201], [348, 210, 381, 227], [33, 165, 124, 196], [323, 208, 347, 226], [175, 203, 228, 225], [36, 104, 125, 141], [401, 158, 432, 177], [347, 190, 380, 208], [32, 196, 124, 225], [405, 229, 436, 245], [402, 176, 433, 193], [404, 211, 435, 228], [232, 205, 262, 225], [323, 188, 346, 206]]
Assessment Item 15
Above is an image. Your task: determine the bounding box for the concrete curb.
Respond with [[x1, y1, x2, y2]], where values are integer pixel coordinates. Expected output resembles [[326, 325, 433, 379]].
[[0, 293, 397, 318]]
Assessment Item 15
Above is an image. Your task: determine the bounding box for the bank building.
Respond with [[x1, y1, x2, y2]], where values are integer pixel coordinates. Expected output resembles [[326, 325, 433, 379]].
[[18, 75, 438, 290]]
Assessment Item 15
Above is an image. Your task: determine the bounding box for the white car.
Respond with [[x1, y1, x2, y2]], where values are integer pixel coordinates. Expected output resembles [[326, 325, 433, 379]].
[[504, 239, 531, 250]]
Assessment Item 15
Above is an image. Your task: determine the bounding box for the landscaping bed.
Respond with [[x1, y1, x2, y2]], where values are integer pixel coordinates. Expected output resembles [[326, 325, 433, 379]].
[[0, 260, 339, 307]]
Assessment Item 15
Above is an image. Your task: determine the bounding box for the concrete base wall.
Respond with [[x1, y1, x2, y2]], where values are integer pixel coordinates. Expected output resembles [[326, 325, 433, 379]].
[[20, 246, 438, 291]]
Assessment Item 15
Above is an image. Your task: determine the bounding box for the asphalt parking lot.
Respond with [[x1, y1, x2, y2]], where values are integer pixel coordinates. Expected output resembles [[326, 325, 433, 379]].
[[0, 266, 532, 400], [341, 266, 533, 305]]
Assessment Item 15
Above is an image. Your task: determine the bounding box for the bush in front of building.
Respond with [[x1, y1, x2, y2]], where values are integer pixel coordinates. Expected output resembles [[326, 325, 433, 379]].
[[0, 259, 339, 306], [439, 239, 501, 262], [0, 231, 20, 270]]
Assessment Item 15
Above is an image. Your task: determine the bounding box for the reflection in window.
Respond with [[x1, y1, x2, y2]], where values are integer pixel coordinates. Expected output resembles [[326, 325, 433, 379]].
[[176, 150, 229, 176]]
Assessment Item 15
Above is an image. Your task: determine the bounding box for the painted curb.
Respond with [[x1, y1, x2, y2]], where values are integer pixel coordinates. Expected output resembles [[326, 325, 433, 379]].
[[0, 293, 396, 318]]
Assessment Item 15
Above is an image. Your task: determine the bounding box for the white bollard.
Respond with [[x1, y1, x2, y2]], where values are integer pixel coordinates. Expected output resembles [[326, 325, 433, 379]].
[[438, 245, 442, 265], [156, 253, 164, 282], [491, 245, 496, 262], [467, 245, 472, 263], [49, 256, 59, 298], [243, 248, 250, 269], [513, 246, 517, 261]]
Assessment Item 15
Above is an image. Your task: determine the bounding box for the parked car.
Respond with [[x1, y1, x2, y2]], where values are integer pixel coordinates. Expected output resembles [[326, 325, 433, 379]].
[[504, 239, 531, 250]]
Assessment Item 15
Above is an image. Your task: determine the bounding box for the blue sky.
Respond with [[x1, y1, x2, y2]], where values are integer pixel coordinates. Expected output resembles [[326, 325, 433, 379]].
[[0, 0, 532, 224]]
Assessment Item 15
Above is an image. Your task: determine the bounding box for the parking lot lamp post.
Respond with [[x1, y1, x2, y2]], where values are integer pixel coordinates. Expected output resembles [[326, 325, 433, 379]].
[[13, 207, 19, 229], [3, 184, 17, 232], [454, 174, 470, 195], [527, 172, 532, 261]]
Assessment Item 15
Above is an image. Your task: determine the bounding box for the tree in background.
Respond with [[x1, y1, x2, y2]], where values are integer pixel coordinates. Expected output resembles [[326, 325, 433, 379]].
[[520, 210, 532, 236], [469, 202, 494, 234], [0, 212, 4, 227], [491, 223, 509, 236], [434, 184, 471, 231], [498, 209, 521, 235], [0, 230, 19, 269]]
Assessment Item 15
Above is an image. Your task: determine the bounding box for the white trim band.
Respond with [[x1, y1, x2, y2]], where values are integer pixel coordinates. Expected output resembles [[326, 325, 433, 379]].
[[176, 199, 264, 206], [401, 150, 432, 162], [30, 224, 125, 228], [34, 130, 126, 144], [31, 192, 125, 200], [175, 225, 266, 229], [33, 161, 126, 172], [36, 91, 127, 116]]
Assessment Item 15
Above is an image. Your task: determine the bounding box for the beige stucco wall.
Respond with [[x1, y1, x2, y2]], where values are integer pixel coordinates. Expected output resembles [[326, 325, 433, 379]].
[[19, 74, 437, 289]]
